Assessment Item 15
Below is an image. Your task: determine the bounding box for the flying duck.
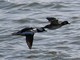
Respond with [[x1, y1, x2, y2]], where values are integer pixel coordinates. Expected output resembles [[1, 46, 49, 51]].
[[12, 17, 70, 49], [44, 17, 70, 29], [12, 27, 46, 49]]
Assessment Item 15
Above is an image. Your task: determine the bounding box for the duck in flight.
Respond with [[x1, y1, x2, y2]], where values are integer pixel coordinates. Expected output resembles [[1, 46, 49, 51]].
[[44, 17, 70, 29], [12, 17, 70, 49], [12, 27, 46, 49]]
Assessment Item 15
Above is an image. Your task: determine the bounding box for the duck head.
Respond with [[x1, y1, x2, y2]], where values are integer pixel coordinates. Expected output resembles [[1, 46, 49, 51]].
[[61, 21, 70, 25]]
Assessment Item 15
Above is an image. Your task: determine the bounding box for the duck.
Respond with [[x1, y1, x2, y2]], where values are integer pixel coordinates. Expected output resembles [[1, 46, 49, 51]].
[[44, 17, 70, 29], [12, 27, 46, 49], [12, 17, 70, 49]]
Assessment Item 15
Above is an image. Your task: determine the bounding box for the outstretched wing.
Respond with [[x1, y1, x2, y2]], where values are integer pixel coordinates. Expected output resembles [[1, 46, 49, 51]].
[[23, 32, 34, 49], [12, 27, 33, 35], [46, 17, 59, 25], [46, 17, 58, 22], [17, 27, 33, 33], [12, 30, 34, 49]]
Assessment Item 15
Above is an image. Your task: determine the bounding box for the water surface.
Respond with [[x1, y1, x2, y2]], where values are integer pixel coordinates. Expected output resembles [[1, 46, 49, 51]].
[[0, 0, 80, 60]]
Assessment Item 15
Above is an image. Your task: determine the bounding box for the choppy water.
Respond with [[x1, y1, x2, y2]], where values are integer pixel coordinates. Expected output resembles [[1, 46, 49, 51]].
[[1, 0, 80, 60]]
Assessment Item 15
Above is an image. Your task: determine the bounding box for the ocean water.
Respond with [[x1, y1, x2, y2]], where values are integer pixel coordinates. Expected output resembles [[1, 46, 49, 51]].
[[1, 0, 80, 60]]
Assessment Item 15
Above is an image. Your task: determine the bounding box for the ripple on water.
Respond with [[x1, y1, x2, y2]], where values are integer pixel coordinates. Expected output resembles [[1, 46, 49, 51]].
[[1, 0, 80, 60], [5, 49, 58, 60]]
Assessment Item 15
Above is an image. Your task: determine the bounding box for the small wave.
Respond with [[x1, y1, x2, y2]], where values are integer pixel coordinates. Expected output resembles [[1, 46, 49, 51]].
[[27, 2, 42, 7], [1, 2, 25, 9], [2, 1, 68, 10]]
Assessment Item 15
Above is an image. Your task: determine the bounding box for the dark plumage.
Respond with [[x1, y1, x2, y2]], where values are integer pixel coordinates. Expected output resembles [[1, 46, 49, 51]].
[[23, 32, 34, 49], [44, 17, 70, 29], [12, 27, 46, 49], [12, 17, 70, 49], [61, 21, 70, 25]]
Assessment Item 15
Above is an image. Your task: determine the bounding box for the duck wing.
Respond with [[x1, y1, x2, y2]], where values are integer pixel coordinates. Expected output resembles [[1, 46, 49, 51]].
[[23, 32, 34, 49], [46, 17, 59, 25], [12, 27, 33, 35], [19, 27, 33, 33], [46, 17, 58, 22]]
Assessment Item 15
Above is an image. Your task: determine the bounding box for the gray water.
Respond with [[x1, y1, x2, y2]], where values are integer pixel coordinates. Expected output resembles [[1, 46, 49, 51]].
[[1, 0, 80, 60]]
